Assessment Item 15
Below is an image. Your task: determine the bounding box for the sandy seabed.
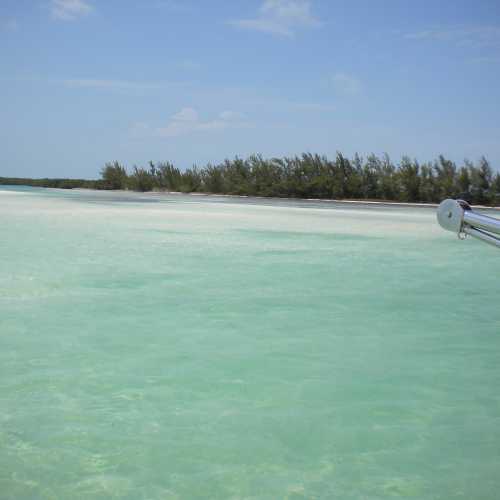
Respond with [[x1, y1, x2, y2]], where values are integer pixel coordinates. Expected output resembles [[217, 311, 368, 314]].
[[1, 186, 499, 500]]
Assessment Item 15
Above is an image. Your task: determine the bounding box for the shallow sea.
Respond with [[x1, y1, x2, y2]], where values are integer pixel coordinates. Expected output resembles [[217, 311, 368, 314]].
[[1, 186, 499, 499]]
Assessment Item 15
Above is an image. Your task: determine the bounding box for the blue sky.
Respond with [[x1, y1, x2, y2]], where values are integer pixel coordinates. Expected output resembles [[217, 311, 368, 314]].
[[1, 0, 499, 178]]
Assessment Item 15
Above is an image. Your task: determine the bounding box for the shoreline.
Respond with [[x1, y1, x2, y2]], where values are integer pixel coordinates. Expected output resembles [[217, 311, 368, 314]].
[[72, 188, 443, 208], [2, 184, 499, 210], [76, 188, 500, 211]]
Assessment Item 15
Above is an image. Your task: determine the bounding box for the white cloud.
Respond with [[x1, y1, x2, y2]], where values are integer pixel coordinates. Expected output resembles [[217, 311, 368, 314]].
[[171, 107, 199, 122], [404, 26, 500, 49], [155, 108, 248, 138], [291, 102, 336, 112], [219, 110, 245, 121], [179, 59, 202, 71], [151, 1, 195, 13], [5, 74, 189, 93], [2, 19, 18, 32], [51, 0, 93, 21], [331, 73, 362, 95], [229, 0, 321, 37], [129, 122, 152, 139], [62, 78, 173, 91], [470, 56, 500, 64]]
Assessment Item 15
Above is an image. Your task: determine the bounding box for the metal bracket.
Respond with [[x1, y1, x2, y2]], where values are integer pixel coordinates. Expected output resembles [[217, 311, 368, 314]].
[[437, 199, 500, 249]]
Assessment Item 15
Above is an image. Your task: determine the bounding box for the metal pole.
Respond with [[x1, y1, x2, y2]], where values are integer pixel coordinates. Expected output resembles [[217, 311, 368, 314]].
[[463, 226, 500, 249], [463, 210, 500, 236], [437, 199, 500, 249]]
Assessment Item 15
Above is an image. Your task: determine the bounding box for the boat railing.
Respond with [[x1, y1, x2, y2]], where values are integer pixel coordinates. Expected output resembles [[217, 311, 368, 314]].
[[437, 199, 500, 249]]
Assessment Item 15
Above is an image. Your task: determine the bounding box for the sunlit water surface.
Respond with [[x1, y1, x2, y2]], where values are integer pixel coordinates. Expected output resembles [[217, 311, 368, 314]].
[[1, 186, 499, 500]]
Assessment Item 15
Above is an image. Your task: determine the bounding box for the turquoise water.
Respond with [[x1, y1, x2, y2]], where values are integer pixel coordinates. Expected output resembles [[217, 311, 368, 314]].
[[1, 186, 499, 500]]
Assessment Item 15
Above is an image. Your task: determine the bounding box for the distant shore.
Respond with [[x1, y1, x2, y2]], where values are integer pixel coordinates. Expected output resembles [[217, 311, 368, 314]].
[[4, 184, 499, 210], [3, 152, 500, 207], [91, 188, 500, 210], [123, 189, 444, 208]]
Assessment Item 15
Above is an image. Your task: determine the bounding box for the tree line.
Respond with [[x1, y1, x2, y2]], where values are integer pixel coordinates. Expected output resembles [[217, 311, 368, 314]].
[[2, 152, 499, 205], [0, 177, 103, 190]]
